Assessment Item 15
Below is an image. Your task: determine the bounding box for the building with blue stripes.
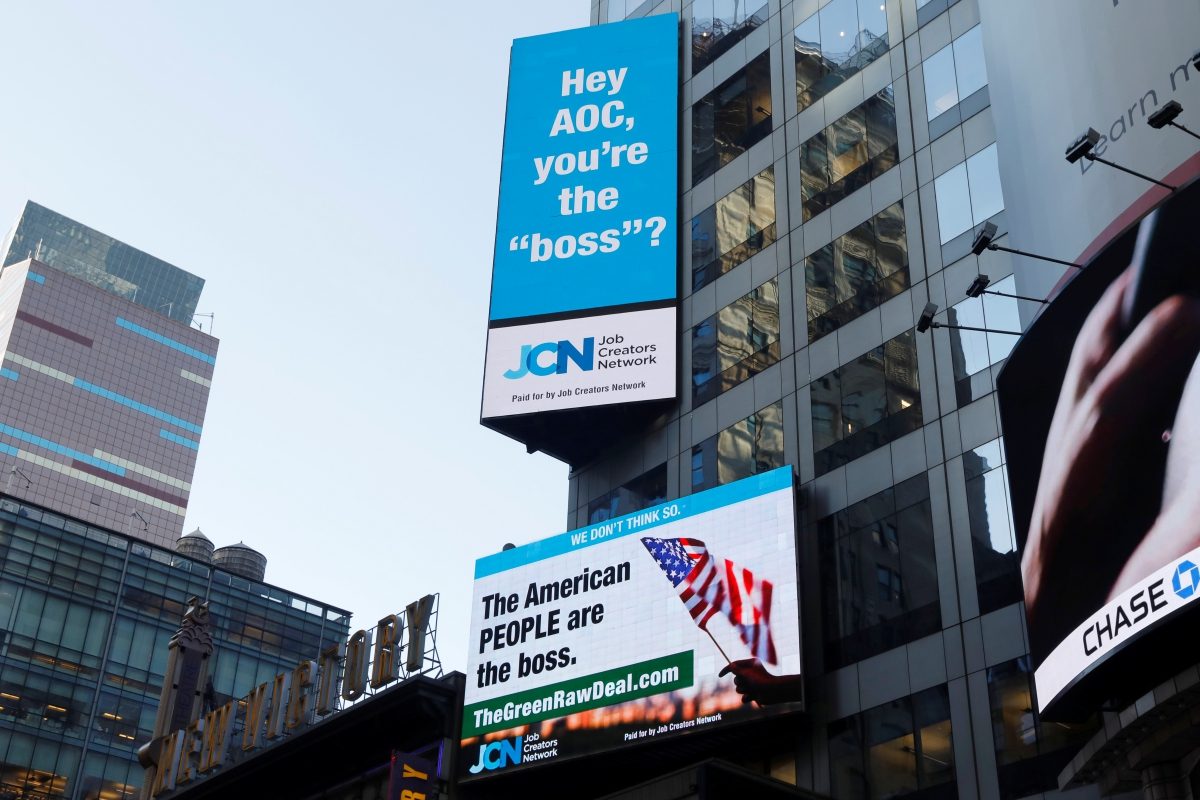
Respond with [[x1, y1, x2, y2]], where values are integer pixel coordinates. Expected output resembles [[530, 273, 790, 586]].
[[0, 205, 217, 548]]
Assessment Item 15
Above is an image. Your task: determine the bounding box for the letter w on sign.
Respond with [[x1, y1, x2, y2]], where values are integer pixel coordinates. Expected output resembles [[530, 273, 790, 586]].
[[641, 537, 778, 665]]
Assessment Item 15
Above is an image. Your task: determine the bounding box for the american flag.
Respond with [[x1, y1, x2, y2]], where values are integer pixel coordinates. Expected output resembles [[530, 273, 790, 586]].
[[640, 537, 725, 628], [641, 537, 778, 665], [723, 559, 777, 665]]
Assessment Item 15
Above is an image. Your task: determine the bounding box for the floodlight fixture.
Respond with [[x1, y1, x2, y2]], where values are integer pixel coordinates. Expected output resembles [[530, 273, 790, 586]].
[[1067, 126, 1177, 190], [970, 221, 1082, 269], [966, 275, 990, 297], [965, 274, 1048, 304], [1147, 100, 1200, 141], [1148, 100, 1183, 129], [917, 302, 937, 333], [915, 301, 1022, 336], [1065, 128, 1100, 164], [970, 222, 998, 256]]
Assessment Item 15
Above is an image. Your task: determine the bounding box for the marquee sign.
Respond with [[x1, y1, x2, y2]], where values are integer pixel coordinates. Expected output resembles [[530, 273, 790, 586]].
[[147, 595, 439, 797]]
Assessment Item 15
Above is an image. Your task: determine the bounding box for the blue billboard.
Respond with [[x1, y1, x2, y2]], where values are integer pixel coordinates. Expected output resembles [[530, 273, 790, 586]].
[[489, 15, 679, 322]]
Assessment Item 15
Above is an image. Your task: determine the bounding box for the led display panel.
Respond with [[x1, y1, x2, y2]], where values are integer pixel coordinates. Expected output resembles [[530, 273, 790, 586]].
[[460, 468, 802, 779], [998, 179, 1200, 717], [481, 16, 679, 421]]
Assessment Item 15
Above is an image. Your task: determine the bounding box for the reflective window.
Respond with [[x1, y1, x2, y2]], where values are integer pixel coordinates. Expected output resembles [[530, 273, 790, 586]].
[[692, 279, 780, 407], [795, 0, 890, 113], [987, 658, 1100, 799], [923, 25, 986, 120], [815, 475, 938, 669], [691, 401, 784, 493], [811, 330, 921, 476], [605, 0, 631, 22], [946, 274, 1019, 405], [588, 463, 668, 523], [693, 0, 769, 74], [806, 202, 908, 342], [830, 686, 956, 800], [963, 439, 1020, 614], [935, 143, 1003, 243], [0, 498, 352, 800], [692, 167, 777, 291], [693, 51, 774, 184], [799, 88, 898, 221]]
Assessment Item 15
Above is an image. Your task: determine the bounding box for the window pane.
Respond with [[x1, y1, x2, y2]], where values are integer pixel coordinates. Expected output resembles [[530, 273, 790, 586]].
[[914, 687, 956, 789], [934, 163, 972, 243], [693, 280, 780, 406], [967, 143, 1004, 224], [693, 0, 769, 74], [692, 167, 777, 290], [819, 0, 860, 70], [865, 699, 919, 798], [801, 89, 897, 220], [691, 402, 783, 492], [794, 14, 826, 112], [923, 44, 958, 120], [953, 26, 987, 101], [817, 477, 939, 668], [812, 330, 921, 475], [857, 0, 888, 47], [829, 717, 868, 800], [811, 369, 843, 453], [693, 51, 773, 183], [588, 463, 668, 523], [796, 0, 888, 114], [841, 350, 887, 436], [983, 275, 1020, 363], [808, 203, 908, 342]]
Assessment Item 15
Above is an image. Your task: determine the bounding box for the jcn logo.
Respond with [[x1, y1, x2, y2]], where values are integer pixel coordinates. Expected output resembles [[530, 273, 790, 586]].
[[503, 338, 594, 379], [468, 735, 522, 774]]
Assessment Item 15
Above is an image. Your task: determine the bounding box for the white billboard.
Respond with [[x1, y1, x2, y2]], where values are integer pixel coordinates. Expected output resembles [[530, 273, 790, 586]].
[[459, 468, 801, 779], [481, 306, 676, 418]]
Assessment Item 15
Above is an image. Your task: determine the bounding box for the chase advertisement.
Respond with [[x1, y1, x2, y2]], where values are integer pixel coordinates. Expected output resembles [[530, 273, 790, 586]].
[[481, 15, 679, 420], [980, 0, 1200, 717], [460, 468, 802, 779], [998, 179, 1200, 716]]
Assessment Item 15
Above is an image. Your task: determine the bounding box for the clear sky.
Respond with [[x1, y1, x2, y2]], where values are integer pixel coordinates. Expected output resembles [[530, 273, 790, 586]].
[[0, 1, 589, 671]]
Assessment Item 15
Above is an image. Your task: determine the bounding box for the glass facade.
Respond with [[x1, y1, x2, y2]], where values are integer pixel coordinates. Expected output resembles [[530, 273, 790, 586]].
[[568, 1, 1095, 797], [2, 202, 205, 325], [0, 497, 350, 800]]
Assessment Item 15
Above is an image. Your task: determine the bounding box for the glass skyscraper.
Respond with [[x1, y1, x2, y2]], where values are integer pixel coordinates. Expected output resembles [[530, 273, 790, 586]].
[[1, 203, 204, 327]]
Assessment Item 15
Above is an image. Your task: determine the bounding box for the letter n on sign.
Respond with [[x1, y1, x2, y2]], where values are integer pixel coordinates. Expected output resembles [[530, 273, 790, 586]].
[[388, 750, 437, 800]]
